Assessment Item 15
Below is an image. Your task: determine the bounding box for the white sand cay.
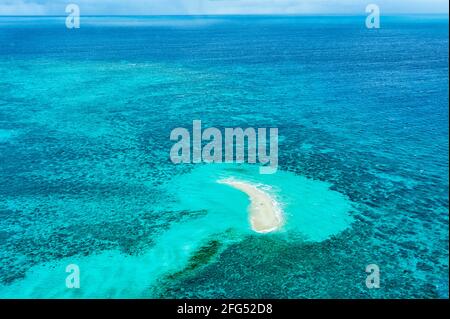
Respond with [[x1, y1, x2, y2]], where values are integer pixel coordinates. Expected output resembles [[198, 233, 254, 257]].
[[218, 179, 283, 233]]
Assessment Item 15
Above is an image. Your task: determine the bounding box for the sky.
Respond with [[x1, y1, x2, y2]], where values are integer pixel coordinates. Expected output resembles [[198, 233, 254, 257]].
[[0, 0, 448, 16]]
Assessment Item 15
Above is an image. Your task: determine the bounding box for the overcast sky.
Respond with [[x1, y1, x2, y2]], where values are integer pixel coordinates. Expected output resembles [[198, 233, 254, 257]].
[[0, 0, 448, 16]]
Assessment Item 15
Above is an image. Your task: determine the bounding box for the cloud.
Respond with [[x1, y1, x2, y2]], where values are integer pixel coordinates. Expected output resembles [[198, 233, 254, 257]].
[[0, 0, 47, 15], [0, 0, 448, 16]]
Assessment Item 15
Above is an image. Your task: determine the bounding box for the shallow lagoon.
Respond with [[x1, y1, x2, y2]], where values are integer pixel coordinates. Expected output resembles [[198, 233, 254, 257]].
[[0, 164, 354, 297]]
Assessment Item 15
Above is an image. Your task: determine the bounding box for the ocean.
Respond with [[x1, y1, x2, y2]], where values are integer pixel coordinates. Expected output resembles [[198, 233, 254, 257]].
[[0, 15, 448, 298]]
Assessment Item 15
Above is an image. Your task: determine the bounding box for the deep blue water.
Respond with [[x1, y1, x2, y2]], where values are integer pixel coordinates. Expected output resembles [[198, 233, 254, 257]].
[[0, 15, 448, 298]]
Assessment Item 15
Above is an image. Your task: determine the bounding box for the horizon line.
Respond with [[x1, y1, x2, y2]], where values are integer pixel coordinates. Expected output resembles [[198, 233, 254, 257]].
[[0, 13, 449, 17]]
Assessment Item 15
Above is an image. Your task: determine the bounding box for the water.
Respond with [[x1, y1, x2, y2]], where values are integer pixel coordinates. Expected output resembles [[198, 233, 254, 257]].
[[0, 15, 448, 298]]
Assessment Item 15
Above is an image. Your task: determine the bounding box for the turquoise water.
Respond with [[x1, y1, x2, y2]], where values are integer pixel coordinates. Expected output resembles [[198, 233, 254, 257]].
[[0, 164, 354, 298], [0, 16, 448, 298]]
